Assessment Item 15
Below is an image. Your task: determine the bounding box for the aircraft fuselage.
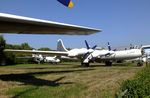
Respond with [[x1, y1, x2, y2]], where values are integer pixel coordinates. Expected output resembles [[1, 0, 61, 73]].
[[94, 49, 142, 61]]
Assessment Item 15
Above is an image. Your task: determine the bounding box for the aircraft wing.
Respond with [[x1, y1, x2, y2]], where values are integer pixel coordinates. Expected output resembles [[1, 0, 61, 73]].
[[141, 45, 150, 49], [4, 49, 68, 56], [0, 13, 101, 35]]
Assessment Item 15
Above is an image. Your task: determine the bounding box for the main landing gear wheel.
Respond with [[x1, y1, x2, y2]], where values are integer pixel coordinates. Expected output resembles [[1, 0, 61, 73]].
[[137, 62, 143, 66], [105, 61, 112, 66], [81, 62, 89, 67]]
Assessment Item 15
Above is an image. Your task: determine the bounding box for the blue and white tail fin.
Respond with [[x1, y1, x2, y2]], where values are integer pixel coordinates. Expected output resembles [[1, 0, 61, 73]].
[[108, 42, 111, 51], [57, 39, 68, 52]]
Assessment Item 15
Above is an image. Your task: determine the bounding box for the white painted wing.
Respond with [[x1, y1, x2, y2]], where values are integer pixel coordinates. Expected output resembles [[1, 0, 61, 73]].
[[0, 13, 101, 35], [4, 49, 68, 56]]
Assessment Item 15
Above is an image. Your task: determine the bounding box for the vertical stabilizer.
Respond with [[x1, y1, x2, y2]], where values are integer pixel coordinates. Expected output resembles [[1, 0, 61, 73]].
[[57, 39, 68, 52]]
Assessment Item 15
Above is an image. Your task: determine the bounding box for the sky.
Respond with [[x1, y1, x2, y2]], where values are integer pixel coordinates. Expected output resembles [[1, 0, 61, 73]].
[[0, 0, 150, 49]]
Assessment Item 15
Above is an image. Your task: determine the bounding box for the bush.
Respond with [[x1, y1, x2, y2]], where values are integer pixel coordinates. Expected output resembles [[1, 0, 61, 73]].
[[118, 64, 150, 97], [4, 52, 16, 65]]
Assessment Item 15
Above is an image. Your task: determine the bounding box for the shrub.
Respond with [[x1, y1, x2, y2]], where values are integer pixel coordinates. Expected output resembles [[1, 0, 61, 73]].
[[118, 64, 150, 97]]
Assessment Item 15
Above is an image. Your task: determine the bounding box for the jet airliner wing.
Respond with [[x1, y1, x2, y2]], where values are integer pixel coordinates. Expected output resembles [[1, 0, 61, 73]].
[[0, 13, 101, 35], [4, 49, 68, 56]]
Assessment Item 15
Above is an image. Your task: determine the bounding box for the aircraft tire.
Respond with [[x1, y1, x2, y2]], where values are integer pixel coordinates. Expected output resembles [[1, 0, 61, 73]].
[[137, 62, 143, 66], [105, 61, 112, 66], [81, 63, 90, 67]]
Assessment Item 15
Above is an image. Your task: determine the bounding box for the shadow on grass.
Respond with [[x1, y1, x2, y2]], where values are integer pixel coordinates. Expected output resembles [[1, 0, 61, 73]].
[[23, 64, 94, 69], [87, 63, 136, 68], [0, 68, 94, 87], [24, 66, 79, 70], [0, 74, 69, 87]]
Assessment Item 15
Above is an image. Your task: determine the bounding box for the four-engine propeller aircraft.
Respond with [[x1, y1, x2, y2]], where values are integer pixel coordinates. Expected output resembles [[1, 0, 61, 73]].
[[4, 39, 150, 67], [0, 13, 101, 35], [82, 42, 150, 66]]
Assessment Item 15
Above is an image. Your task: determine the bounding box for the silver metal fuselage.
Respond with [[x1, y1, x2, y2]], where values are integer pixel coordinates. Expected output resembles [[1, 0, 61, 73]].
[[95, 49, 142, 61]]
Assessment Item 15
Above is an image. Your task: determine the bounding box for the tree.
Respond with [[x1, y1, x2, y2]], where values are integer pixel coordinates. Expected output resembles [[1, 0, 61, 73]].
[[21, 43, 32, 50], [38, 47, 51, 51], [0, 36, 16, 65], [0, 35, 6, 65], [0, 35, 6, 53]]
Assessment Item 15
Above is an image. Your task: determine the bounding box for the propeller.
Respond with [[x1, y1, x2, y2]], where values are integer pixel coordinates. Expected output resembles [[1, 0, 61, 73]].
[[82, 40, 97, 63], [108, 42, 117, 51], [84, 40, 98, 54], [107, 42, 111, 51], [105, 42, 115, 56], [82, 41, 115, 64], [85, 40, 97, 50]]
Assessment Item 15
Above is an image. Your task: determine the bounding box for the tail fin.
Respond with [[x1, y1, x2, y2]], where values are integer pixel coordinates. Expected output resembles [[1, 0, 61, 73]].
[[57, 0, 74, 8], [108, 42, 111, 51], [57, 39, 68, 52]]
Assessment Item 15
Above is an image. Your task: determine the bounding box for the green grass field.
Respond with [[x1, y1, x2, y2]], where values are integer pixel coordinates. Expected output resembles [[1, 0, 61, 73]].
[[0, 62, 143, 98]]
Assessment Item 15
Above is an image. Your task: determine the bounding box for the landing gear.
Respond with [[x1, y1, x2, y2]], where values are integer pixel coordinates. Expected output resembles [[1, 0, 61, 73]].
[[81, 62, 89, 67], [137, 61, 143, 66], [105, 61, 112, 66]]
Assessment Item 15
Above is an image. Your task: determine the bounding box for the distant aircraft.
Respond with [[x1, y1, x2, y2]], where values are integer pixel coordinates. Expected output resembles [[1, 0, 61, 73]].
[[56, 40, 150, 66], [0, 13, 101, 35], [57, 0, 74, 8], [32, 54, 60, 64], [17, 53, 60, 64]]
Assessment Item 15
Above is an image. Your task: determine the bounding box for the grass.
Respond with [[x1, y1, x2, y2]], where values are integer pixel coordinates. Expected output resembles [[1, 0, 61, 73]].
[[7, 84, 85, 98], [0, 62, 143, 98]]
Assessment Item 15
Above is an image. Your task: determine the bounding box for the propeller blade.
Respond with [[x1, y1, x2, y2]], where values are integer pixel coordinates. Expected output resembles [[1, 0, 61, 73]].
[[85, 40, 90, 49], [92, 45, 97, 49], [83, 40, 97, 63], [108, 42, 111, 51], [57, 0, 74, 8]]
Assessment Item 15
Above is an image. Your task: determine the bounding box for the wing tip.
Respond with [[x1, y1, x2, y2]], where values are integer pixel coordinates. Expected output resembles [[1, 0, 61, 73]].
[[68, 1, 74, 8]]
